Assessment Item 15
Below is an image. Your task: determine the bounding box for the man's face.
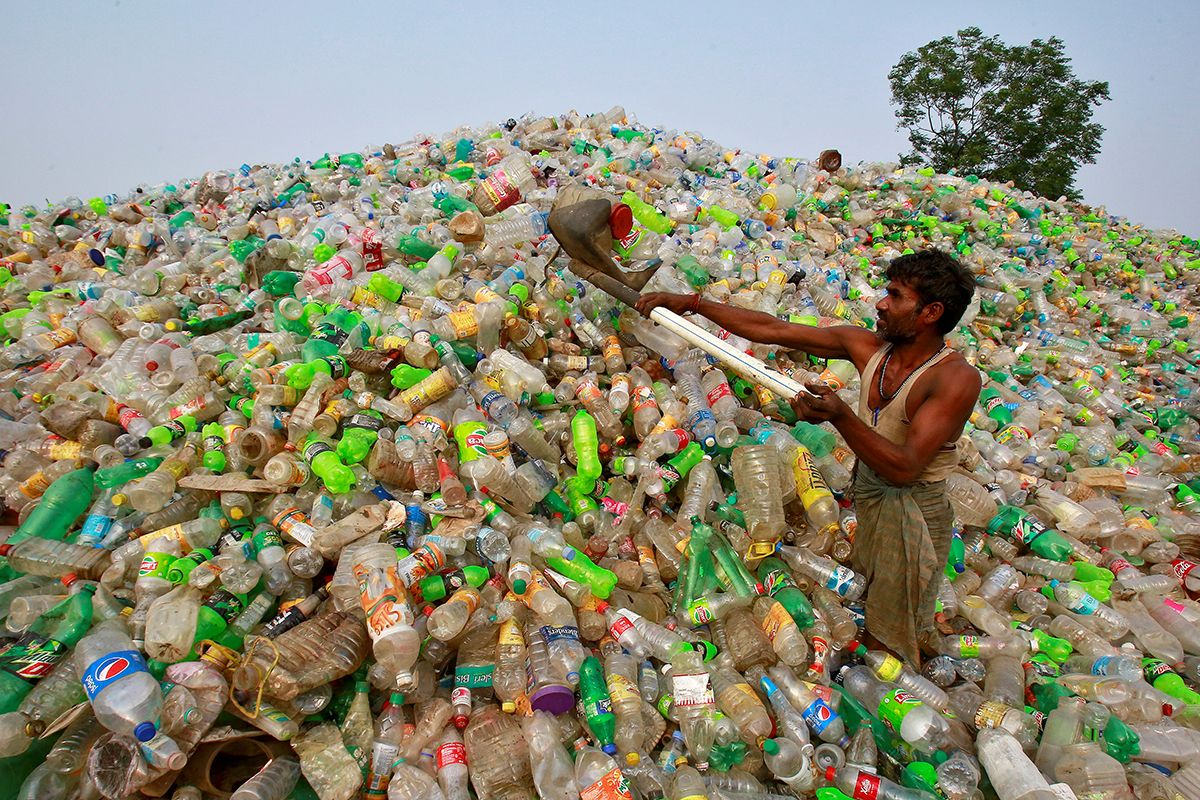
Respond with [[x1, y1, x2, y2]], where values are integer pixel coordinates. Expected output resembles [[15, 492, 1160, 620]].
[[875, 280, 925, 343]]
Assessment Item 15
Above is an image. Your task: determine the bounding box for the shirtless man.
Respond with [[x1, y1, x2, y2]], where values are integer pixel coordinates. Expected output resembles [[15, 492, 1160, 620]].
[[636, 249, 981, 665]]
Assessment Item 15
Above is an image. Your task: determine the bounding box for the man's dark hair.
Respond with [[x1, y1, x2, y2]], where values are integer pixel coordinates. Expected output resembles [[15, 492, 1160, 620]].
[[886, 249, 977, 334]]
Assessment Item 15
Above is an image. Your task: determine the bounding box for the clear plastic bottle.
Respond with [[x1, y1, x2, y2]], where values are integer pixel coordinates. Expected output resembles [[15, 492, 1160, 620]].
[[353, 543, 420, 692], [75, 623, 164, 742], [292, 721, 363, 800]]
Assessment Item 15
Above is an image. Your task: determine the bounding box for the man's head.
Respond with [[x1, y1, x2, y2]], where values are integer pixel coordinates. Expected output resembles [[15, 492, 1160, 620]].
[[875, 249, 976, 342]]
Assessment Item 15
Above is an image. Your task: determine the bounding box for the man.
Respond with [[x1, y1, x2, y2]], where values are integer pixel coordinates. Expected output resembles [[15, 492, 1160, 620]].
[[635, 249, 981, 666]]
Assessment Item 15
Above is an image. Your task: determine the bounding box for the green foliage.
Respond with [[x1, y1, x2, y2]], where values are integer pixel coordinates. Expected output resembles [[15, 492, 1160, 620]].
[[889, 27, 1110, 200]]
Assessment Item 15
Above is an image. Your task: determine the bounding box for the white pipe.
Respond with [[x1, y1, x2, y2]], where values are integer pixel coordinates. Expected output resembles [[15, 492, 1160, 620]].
[[647, 307, 810, 399]]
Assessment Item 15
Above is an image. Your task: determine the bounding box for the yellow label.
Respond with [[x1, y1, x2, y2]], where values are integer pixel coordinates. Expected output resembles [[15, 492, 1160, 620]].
[[447, 311, 479, 339], [606, 673, 640, 705], [400, 369, 454, 411], [602, 336, 622, 361], [498, 617, 524, 647], [875, 654, 904, 682], [794, 448, 832, 510], [759, 600, 793, 642], [48, 440, 84, 460]]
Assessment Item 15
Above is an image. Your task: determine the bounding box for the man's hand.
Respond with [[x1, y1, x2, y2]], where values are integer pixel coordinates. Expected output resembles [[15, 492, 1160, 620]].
[[634, 292, 695, 318], [790, 381, 851, 423]]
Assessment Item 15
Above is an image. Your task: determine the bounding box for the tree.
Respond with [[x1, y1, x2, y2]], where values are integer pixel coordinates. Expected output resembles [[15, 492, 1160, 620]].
[[888, 27, 1110, 200]]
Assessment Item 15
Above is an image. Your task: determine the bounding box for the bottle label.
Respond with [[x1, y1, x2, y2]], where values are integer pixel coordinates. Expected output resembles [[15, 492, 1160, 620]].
[[139, 550, 175, 578], [273, 508, 317, 547], [1172, 559, 1198, 580], [302, 438, 334, 463], [809, 635, 829, 675], [480, 168, 521, 212], [801, 697, 836, 734], [958, 635, 980, 658], [1143, 659, 1173, 681], [540, 625, 580, 644], [876, 689, 922, 735], [80, 513, 115, 544], [451, 687, 471, 707], [1068, 592, 1100, 615], [608, 613, 634, 640], [826, 565, 857, 596], [686, 598, 714, 625], [397, 545, 445, 586], [851, 771, 881, 800], [705, 381, 733, 406], [345, 413, 384, 433], [453, 664, 494, 688], [580, 766, 633, 800], [974, 700, 1009, 729], [436, 740, 466, 769], [203, 588, 246, 622], [355, 563, 414, 643], [671, 671, 714, 708], [0, 633, 68, 682], [1108, 557, 1133, 576], [361, 227, 384, 272], [81, 649, 149, 700], [607, 672, 639, 704], [498, 617, 524, 647], [759, 600, 793, 643], [874, 654, 904, 683], [447, 311, 479, 339], [1006, 513, 1049, 546]]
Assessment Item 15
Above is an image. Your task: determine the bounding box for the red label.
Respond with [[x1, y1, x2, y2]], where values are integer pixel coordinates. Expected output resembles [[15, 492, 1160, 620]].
[[436, 741, 466, 768], [1173, 559, 1198, 580], [1109, 558, 1133, 575], [706, 382, 733, 406], [361, 228, 384, 272], [853, 772, 881, 800], [609, 614, 634, 639]]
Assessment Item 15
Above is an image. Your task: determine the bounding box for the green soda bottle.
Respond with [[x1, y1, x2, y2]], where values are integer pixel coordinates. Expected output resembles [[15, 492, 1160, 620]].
[[0, 466, 96, 580], [95, 457, 163, 489], [1072, 562, 1114, 584], [545, 550, 617, 599], [1102, 715, 1140, 763], [987, 505, 1073, 561], [578, 656, 617, 755], [303, 432, 356, 494], [302, 307, 365, 361], [659, 442, 706, 494], [571, 410, 602, 491], [0, 583, 96, 712], [620, 191, 673, 235], [396, 233, 439, 260], [201, 423, 227, 472], [261, 270, 301, 297], [1027, 628, 1073, 663], [979, 387, 1013, 427], [286, 355, 349, 390], [1143, 659, 1200, 704], [390, 364, 431, 390], [756, 557, 815, 627], [142, 415, 197, 448], [337, 409, 385, 465]]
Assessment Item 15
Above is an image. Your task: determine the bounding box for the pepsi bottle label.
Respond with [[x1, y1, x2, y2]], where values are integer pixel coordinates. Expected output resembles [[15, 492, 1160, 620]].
[[81, 649, 149, 701]]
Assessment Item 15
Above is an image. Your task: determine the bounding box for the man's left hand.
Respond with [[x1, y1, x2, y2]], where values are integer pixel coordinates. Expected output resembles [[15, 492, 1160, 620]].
[[790, 382, 850, 423]]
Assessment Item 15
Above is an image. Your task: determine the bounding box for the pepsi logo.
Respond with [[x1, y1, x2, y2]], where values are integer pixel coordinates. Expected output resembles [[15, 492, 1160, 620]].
[[93, 656, 131, 682]]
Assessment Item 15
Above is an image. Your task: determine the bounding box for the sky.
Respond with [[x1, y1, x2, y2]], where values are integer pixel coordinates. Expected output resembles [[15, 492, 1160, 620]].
[[3, 1, 1197, 234]]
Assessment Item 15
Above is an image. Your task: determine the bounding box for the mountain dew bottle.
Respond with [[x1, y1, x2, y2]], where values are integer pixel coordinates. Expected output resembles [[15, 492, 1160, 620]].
[[0, 466, 95, 581], [286, 355, 350, 390], [201, 423, 227, 472], [757, 557, 815, 628], [0, 584, 96, 712], [303, 433, 355, 494], [337, 409, 385, 465], [302, 306, 366, 361], [987, 505, 1073, 561]]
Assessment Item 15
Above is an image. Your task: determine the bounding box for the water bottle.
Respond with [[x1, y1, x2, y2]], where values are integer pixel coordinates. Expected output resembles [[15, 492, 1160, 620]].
[[75, 624, 164, 742]]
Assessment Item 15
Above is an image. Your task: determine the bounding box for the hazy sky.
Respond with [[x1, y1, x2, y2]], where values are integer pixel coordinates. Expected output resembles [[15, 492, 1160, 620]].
[[4, 1, 1197, 234]]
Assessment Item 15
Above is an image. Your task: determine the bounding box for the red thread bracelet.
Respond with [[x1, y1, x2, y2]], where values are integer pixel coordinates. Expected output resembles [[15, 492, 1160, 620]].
[[688, 293, 701, 314]]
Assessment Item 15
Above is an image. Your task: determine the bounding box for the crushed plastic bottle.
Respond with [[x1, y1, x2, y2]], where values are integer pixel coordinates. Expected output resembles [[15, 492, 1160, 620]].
[[0, 107, 1197, 799]]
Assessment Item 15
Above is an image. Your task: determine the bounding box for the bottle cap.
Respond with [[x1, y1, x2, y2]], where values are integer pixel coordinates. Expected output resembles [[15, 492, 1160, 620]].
[[602, 743, 617, 755], [134, 722, 157, 742], [763, 738, 780, 755], [512, 579, 527, 595], [625, 752, 640, 766], [530, 684, 574, 715], [1049, 579, 1060, 588], [825, 766, 838, 781], [609, 204, 633, 239]]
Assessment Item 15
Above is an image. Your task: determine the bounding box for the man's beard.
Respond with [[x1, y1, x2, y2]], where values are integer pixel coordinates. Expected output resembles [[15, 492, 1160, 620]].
[[877, 311, 919, 343]]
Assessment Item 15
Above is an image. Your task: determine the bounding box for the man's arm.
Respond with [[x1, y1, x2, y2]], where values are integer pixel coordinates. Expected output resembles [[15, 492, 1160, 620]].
[[635, 292, 878, 367], [794, 363, 981, 485]]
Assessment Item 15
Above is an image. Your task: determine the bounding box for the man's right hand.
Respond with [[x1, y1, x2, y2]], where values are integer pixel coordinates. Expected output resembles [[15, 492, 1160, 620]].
[[634, 292, 695, 317]]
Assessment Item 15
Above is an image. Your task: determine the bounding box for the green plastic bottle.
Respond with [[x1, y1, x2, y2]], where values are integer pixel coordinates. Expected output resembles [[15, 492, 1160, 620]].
[[571, 410, 602, 491], [337, 409, 384, 465], [0, 466, 96, 580], [659, 442, 706, 494], [142, 415, 197, 447], [0, 583, 96, 713], [578, 656, 617, 755], [979, 387, 1013, 427], [95, 457, 163, 489], [756, 557, 815, 627], [286, 355, 349, 390], [303, 432, 356, 494], [620, 191, 673, 235], [201, 423, 227, 472], [1143, 659, 1200, 704], [987, 505, 1073, 561], [390, 364, 431, 390], [1027, 628, 1074, 663], [545, 551, 617, 599]]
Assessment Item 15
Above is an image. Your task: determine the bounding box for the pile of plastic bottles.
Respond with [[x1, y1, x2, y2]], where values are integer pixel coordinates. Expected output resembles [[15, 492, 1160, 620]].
[[0, 104, 1198, 800]]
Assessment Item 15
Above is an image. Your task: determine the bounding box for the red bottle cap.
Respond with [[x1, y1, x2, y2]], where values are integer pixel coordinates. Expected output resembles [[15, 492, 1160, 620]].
[[609, 204, 633, 239]]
